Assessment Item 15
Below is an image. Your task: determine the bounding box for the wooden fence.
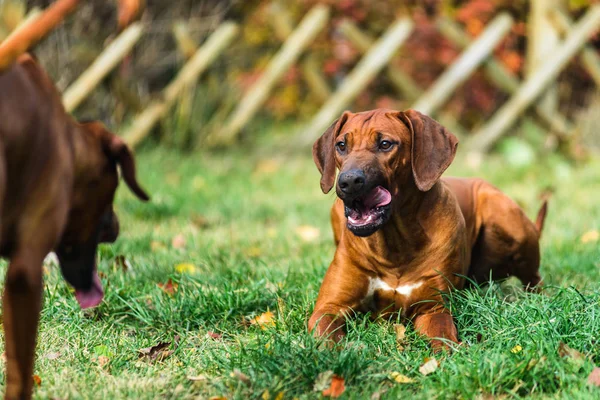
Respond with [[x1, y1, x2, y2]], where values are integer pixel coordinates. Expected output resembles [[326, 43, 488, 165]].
[[3, 1, 600, 154]]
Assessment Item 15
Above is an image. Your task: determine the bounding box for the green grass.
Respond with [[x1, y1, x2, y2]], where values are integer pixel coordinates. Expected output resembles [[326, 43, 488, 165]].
[[1, 137, 600, 399]]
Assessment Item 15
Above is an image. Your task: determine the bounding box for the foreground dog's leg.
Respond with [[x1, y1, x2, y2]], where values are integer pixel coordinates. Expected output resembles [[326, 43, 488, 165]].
[[413, 310, 459, 352], [309, 263, 368, 342], [3, 251, 45, 400]]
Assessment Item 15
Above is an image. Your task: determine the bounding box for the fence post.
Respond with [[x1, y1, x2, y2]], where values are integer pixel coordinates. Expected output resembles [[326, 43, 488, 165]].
[[0, 0, 81, 71], [122, 22, 239, 148], [469, 5, 600, 152], [269, 1, 331, 103], [550, 9, 600, 87], [436, 16, 572, 137], [338, 19, 421, 101], [412, 13, 513, 115], [338, 19, 467, 137], [300, 17, 413, 145], [63, 22, 144, 112], [526, 0, 565, 116], [208, 5, 329, 146]]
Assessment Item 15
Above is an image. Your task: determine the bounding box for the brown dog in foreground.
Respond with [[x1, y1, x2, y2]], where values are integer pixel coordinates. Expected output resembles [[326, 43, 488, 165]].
[[0, 54, 149, 399], [309, 109, 547, 350]]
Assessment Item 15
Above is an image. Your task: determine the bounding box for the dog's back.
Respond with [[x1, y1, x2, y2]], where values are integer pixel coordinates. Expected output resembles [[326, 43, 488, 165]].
[[443, 176, 544, 288], [0, 55, 73, 257]]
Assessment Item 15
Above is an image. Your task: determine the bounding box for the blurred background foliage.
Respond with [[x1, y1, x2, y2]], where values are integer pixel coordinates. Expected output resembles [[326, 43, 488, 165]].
[[2, 0, 600, 153]]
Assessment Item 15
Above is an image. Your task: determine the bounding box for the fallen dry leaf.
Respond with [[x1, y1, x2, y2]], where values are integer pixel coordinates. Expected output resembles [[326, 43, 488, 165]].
[[244, 246, 262, 258], [172, 234, 186, 249], [588, 367, 600, 387], [97, 355, 110, 367], [313, 370, 334, 392], [157, 279, 178, 295], [207, 331, 222, 340], [114, 255, 132, 272], [190, 213, 211, 229], [261, 391, 284, 400], [187, 374, 208, 382], [151, 241, 167, 252], [511, 345, 523, 354], [391, 371, 415, 383], [253, 159, 281, 176], [175, 263, 197, 274], [558, 342, 585, 361], [32, 375, 42, 387], [45, 352, 61, 360], [230, 369, 251, 386], [394, 323, 406, 351], [322, 375, 346, 398], [139, 337, 178, 362], [581, 230, 599, 244], [295, 225, 321, 243], [419, 358, 439, 376], [209, 397, 227, 400], [251, 311, 275, 329], [370, 387, 389, 400]]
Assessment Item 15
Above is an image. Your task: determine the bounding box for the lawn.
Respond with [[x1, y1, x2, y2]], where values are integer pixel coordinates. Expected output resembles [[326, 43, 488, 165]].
[[1, 133, 600, 399]]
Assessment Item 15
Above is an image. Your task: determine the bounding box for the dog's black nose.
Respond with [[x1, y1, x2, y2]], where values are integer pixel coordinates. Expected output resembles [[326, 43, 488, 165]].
[[338, 169, 365, 194]]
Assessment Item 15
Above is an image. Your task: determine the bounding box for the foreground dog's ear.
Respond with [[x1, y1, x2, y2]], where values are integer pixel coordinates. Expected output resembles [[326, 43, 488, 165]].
[[399, 109, 458, 192], [104, 134, 150, 201], [313, 112, 350, 193]]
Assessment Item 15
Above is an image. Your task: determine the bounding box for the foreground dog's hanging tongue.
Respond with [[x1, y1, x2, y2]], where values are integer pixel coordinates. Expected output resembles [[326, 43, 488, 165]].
[[74, 270, 104, 309], [348, 186, 392, 226]]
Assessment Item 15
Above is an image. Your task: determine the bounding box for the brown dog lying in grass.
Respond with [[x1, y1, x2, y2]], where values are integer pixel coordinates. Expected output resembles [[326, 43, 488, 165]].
[[309, 108, 547, 350]]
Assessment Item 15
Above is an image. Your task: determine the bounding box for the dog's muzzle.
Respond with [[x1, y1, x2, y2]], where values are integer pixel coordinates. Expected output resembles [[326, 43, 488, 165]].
[[343, 185, 392, 237]]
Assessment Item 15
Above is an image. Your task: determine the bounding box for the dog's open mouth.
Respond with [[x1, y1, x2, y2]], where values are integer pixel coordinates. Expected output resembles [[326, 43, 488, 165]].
[[345, 186, 392, 236]]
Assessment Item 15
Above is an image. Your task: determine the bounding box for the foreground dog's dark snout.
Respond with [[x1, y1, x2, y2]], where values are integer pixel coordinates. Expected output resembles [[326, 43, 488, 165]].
[[338, 169, 366, 195]]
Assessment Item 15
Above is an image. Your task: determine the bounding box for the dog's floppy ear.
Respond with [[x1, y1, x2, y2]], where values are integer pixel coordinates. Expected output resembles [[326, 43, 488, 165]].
[[399, 109, 458, 192], [313, 112, 350, 193], [104, 134, 150, 201]]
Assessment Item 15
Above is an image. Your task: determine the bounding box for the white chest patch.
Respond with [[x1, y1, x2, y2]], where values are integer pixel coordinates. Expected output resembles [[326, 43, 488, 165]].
[[366, 277, 423, 298]]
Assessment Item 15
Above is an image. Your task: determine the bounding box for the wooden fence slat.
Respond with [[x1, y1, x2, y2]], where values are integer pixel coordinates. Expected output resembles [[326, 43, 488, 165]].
[[338, 19, 467, 137], [526, 0, 563, 116], [436, 17, 572, 137], [208, 5, 329, 146], [123, 22, 239, 148], [0, 0, 81, 71], [9, 7, 42, 37], [412, 13, 513, 115], [63, 22, 144, 112], [172, 21, 197, 60], [469, 5, 600, 152], [338, 19, 421, 101], [269, 1, 331, 102], [300, 17, 413, 145], [550, 9, 600, 86]]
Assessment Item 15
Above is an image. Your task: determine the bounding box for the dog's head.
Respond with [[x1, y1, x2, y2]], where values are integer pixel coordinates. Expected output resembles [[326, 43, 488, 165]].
[[55, 121, 149, 308], [313, 109, 458, 237]]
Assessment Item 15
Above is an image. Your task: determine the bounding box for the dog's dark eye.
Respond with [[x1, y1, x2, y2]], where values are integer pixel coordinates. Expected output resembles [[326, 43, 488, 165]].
[[336, 141, 346, 153], [379, 140, 394, 151]]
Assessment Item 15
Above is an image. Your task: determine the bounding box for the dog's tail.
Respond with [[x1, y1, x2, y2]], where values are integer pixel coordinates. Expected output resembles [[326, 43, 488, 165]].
[[535, 200, 548, 237], [0, 0, 81, 72]]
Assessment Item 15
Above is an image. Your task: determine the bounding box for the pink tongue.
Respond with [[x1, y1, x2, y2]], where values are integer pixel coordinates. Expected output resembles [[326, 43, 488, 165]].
[[75, 272, 104, 309], [362, 186, 392, 209], [347, 186, 392, 226]]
